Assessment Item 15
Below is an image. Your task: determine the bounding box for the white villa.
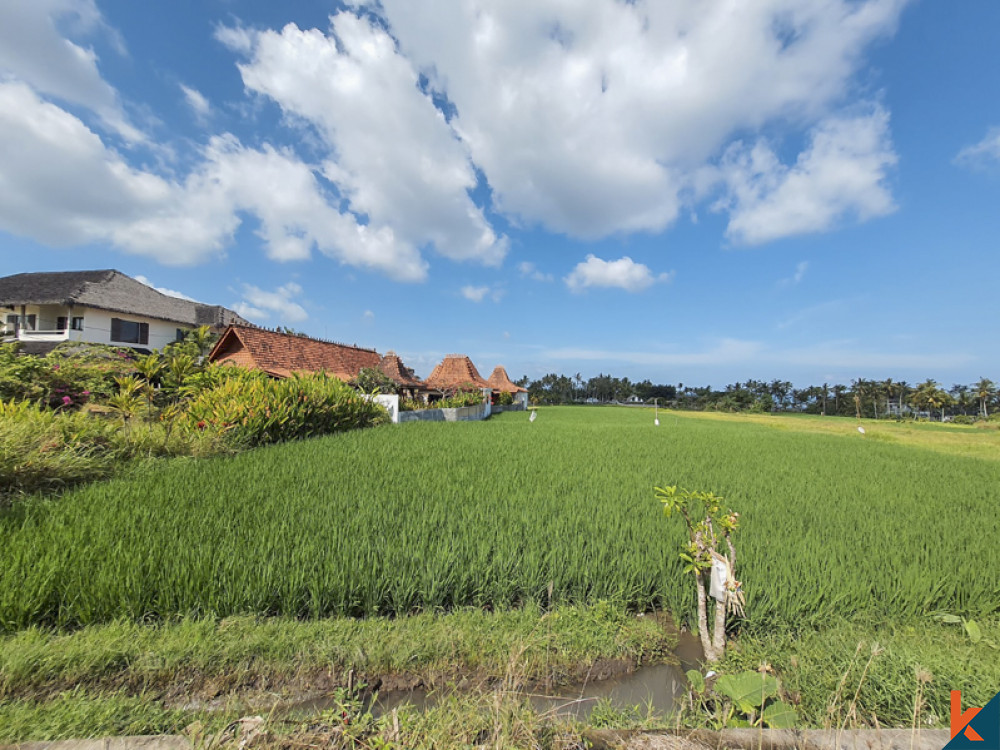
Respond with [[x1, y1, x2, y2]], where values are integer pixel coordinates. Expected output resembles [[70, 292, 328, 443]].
[[0, 270, 246, 354]]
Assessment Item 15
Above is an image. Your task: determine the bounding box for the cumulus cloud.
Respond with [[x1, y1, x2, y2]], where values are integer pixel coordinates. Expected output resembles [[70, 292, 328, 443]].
[[954, 127, 1000, 170], [371, 0, 907, 239], [180, 84, 211, 121], [716, 107, 897, 244], [565, 255, 673, 293], [0, 81, 428, 280], [517, 261, 554, 282], [227, 12, 508, 267], [233, 282, 308, 323], [461, 284, 505, 302], [134, 275, 196, 301], [0, 0, 142, 142]]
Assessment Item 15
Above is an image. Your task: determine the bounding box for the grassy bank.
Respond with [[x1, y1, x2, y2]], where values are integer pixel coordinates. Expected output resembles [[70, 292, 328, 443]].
[[0, 604, 675, 743], [1, 610, 995, 743]]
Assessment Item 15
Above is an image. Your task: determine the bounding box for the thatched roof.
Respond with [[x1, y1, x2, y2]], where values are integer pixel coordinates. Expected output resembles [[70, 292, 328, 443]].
[[487, 365, 527, 393], [208, 325, 380, 381], [0, 270, 246, 328], [378, 351, 429, 390], [425, 354, 490, 390]]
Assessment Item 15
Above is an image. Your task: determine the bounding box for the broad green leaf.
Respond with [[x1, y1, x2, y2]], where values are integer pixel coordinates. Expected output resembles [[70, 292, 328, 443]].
[[936, 614, 963, 624], [686, 669, 706, 695], [715, 672, 778, 712], [964, 619, 983, 643], [762, 700, 797, 729]]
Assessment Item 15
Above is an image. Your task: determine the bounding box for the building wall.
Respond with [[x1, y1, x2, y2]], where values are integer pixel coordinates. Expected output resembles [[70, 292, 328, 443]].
[[397, 402, 490, 423], [73, 308, 189, 350], [3, 304, 193, 350]]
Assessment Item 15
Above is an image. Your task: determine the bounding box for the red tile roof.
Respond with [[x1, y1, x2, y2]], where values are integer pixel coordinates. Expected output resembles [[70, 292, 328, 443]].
[[378, 351, 429, 389], [425, 354, 490, 391], [208, 326, 380, 381], [487, 365, 527, 393]]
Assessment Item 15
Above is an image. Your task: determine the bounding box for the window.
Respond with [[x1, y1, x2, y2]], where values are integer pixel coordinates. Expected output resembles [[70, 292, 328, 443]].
[[71, 317, 84, 331], [176, 329, 186, 342], [57, 317, 68, 331], [110, 317, 149, 345]]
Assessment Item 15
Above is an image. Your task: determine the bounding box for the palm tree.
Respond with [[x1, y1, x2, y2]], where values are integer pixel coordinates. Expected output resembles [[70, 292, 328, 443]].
[[974, 378, 996, 419], [950, 384, 972, 416], [832, 384, 846, 416], [896, 381, 910, 416], [883, 378, 895, 417], [820, 382, 829, 416]]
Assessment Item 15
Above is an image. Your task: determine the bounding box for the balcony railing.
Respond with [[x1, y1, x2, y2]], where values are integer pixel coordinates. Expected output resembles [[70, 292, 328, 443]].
[[1, 328, 72, 343]]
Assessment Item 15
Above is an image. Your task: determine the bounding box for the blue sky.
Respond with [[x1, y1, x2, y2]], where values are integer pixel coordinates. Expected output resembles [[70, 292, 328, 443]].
[[1, 0, 998, 387]]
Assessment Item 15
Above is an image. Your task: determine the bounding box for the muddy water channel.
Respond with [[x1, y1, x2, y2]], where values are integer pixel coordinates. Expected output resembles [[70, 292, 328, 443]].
[[288, 630, 703, 721]]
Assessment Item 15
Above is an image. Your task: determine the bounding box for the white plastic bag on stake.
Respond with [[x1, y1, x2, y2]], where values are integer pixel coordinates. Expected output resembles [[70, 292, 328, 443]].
[[709, 551, 728, 603]]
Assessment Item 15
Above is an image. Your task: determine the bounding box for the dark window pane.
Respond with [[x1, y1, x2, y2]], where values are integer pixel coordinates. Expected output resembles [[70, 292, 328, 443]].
[[111, 318, 143, 344]]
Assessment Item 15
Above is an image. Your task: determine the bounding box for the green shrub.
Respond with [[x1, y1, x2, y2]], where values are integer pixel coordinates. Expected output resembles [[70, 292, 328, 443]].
[[184, 368, 388, 447], [0, 343, 135, 409], [950, 415, 975, 425], [0, 400, 123, 498], [437, 388, 485, 408]]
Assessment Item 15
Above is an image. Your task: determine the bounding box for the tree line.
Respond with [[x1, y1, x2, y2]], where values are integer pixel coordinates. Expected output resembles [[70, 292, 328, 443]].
[[515, 373, 999, 421]]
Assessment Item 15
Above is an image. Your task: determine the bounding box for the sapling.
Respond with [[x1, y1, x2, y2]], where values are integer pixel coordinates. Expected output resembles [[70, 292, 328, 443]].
[[655, 486, 743, 662]]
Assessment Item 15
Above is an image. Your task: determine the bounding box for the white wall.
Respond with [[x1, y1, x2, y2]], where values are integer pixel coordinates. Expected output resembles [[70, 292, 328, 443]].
[[74, 307, 191, 350]]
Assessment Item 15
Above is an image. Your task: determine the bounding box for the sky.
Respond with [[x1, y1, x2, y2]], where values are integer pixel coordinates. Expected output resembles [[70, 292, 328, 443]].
[[1, 0, 998, 388]]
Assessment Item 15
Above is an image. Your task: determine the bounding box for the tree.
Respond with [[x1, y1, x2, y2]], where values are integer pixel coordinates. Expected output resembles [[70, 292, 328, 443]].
[[974, 378, 996, 419], [832, 384, 846, 415], [656, 486, 742, 662], [356, 367, 398, 395]]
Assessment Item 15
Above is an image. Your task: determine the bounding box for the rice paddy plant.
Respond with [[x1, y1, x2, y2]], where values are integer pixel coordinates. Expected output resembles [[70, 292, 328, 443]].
[[0, 407, 997, 632]]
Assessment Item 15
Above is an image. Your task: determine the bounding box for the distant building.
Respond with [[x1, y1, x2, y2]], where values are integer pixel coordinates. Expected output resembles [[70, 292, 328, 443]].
[[0, 269, 245, 354], [425, 354, 492, 393], [486, 365, 529, 408], [208, 325, 380, 382], [377, 350, 434, 401]]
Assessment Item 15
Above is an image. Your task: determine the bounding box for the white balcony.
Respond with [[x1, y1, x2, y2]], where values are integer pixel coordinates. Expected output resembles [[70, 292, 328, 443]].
[[1, 328, 76, 343]]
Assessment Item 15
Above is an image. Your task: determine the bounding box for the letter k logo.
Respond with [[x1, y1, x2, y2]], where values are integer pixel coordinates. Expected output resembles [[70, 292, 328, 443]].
[[953, 691, 984, 742]]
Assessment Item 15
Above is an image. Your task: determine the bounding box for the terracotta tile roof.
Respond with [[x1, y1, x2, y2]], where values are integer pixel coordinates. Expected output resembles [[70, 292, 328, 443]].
[[378, 351, 429, 389], [425, 354, 491, 391], [208, 326, 380, 382], [487, 365, 527, 393]]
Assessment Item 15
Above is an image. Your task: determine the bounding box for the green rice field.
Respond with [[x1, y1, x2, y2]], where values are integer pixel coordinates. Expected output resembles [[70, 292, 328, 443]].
[[1, 407, 997, 632]]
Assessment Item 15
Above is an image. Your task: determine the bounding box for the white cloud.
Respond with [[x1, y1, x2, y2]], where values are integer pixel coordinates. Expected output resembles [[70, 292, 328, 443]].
[[180, 84, 211, 120], [565, 255, 672, 293], [228, 12, 508, 267], [461, 285, 490, 302], [233, 282, 308, 323], [778, 261, 809, 287], [0, 81, 428, 280], [0, 0, 142, 142], [954, 127, 1000, 170], [517, 261, 554, 282], [371, 0, 908, 240], [133, 275, 196, 301], [363, 309, 375, 321], [460, 284, 505, 302], [717, 107, 897, 244]]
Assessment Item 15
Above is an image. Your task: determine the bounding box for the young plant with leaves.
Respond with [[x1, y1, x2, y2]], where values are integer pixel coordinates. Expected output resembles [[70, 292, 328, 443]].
[[655, 485, 742, 661]]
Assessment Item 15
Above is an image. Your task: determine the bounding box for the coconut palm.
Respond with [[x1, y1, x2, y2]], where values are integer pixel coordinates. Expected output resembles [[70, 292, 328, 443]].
[[974, 378, 996, 419]]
